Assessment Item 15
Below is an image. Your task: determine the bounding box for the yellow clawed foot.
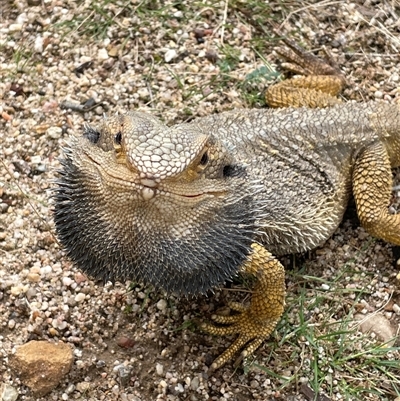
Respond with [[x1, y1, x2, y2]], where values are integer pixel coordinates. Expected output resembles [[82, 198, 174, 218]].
[[200, 244, 286, 370], [266, 37, 346, 108], [201, 303, 280, 370]]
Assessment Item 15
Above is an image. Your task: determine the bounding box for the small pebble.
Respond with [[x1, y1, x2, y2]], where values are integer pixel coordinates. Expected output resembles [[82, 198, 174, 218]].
[[27, 273, 40, 283], [40, 265, 52, 275], [10, 284, 28, 296], [116, 336, 135, 348], [156, 299, 167, 311], [250, 380, 259, 388], [190, 377, 200, 391], [165, 49, 177, 63], [175, 383, 184, 393], [98, 48, 109, 61], [52, 319, 68, 330], [48, 327, 59, 336], [65, 384, 75, 394], [156, 363, 164, 376], [137, 88, 149, 99], [96, 360, 106, 368], [34, 35, 43, 53], [76, 382, 91, 393], [62, 277, 73, 287], [31, 155, 42, 164], [8, 24, 23, 32], [74, 272, 87, 284], [74, 293, 86, 303], [0, 383, 19, 401], [47, 126, 62, 139]]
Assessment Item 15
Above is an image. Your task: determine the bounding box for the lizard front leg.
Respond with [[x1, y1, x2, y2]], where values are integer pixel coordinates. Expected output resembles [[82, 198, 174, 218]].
[[353, 142, 400, 245], [200, 243, 286, 370]]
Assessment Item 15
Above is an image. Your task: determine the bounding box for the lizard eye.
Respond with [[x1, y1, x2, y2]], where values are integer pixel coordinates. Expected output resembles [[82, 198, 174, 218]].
[[199, 151, 209, 166], [114, 131, 122, 145]]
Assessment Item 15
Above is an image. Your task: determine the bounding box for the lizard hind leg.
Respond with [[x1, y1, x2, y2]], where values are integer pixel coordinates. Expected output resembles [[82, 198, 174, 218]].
[[200, 243, 286, 370], [353, 142, 400, 245], [266, 37, 346, 108]]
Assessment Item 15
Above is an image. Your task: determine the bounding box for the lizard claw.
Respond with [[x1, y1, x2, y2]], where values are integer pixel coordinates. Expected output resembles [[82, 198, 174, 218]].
[[266, 37, 346, 108], [276, 37, 344, 79], [201, 307, 279, 370], [200, 243, 286, 370]]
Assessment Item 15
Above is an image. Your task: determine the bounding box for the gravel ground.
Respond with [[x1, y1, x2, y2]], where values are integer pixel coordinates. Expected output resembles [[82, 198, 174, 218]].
[[1, 1, 400, 400]]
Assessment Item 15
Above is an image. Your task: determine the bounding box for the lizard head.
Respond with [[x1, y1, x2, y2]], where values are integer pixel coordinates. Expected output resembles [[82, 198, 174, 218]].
[[53, 112, 256, 295]]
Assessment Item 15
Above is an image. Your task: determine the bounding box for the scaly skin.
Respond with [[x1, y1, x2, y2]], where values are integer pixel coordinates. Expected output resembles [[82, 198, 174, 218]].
[[54, 40, 400, 370]]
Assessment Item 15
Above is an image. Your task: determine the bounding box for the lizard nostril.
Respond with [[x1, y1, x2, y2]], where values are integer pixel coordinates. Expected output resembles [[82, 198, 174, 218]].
[[114, 131, 122, 145], [199, 152, 209, 166]]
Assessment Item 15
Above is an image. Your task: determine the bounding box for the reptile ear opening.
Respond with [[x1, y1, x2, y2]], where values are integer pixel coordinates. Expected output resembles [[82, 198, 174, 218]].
[[83, 125, 101, 144], [223, 164, 246, 178], [223, 165, 235, 177]]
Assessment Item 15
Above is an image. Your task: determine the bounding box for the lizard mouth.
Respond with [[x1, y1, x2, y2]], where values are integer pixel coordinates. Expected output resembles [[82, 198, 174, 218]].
[[160, 189, 227, 201], [177, 191, 226, 198]]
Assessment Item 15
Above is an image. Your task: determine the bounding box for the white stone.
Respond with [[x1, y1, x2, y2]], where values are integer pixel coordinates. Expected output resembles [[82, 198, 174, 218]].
[[31, 155, 41, 164], [156, 363, 164, 376], [156, 299, 167, 311], [62, 277, 73, 286], [47, 126, 62, 139], [75, 293, 86, 303], [0, 383, 19, 401], [137, 88, 149, 99], [80, 56, 92, 64], [16, 13, 28, 24], [10, 284, 28, 296], [164, 49, 177, 63], [97, 48, 109, 61], [9, 24, 23, 32], [14, 218, 24, 228], [40, 265, 52, 275], [34, 35, 43, 53]]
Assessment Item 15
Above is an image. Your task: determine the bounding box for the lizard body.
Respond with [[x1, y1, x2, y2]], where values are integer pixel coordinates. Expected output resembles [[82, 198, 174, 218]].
[[54, 41, 400, 369]]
